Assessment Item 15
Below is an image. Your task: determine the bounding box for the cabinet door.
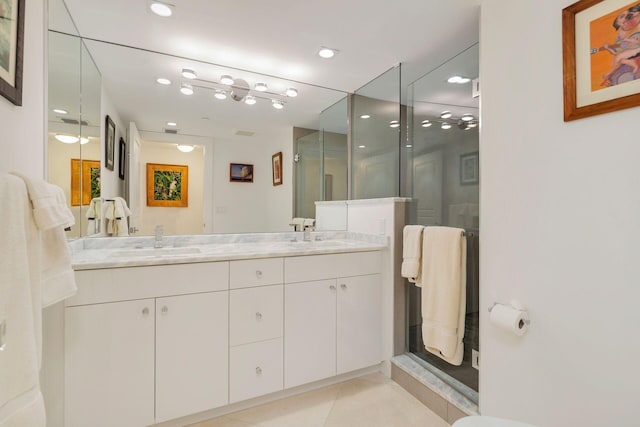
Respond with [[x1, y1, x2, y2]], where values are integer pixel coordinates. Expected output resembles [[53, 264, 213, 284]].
[[65, 299, 155, 427], [155, 291, 229, 423], [336, 274, 382, 374], [284, 279, 336, 389]]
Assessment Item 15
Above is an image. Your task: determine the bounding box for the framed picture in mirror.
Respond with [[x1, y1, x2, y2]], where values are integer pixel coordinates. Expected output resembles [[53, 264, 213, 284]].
[[105, 115, 115, 171], [272, 152, 282, 186], [146, 163, 188, 207], [460, 151, 479, 186], [118, 137, 126, 180], [230, 163, 254, 183], [0, 0, 24, 106], [70, 159, 101, 206]]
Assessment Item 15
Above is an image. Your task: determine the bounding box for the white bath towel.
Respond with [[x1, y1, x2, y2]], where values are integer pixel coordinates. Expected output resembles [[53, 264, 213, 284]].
[[10, 172, 75, 230], [401, 225, 425, 284], [0, 174, 47, 427], [419, 226, 466, 366]]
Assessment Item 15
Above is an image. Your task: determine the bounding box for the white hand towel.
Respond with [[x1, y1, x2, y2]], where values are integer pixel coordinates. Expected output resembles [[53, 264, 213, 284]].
[[419, 226, 466, 366], [113, 197, 131, 236], [401, 225, 424, 284], [10, 172, 75, 230]]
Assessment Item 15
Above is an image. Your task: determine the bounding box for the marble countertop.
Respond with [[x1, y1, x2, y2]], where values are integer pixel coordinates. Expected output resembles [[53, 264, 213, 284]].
[[70, 231, 388, 270]]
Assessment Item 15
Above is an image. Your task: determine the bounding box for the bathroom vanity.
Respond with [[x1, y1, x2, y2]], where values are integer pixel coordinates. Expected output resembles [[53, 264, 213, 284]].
[[63, 232, 386, 427]]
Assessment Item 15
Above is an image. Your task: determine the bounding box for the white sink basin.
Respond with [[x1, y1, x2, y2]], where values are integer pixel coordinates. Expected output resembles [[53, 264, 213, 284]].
[[108, 247, 202, 258]]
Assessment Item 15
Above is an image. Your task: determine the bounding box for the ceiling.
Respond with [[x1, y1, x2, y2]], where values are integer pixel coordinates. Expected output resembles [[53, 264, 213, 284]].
[[49, 0, 481, 142]]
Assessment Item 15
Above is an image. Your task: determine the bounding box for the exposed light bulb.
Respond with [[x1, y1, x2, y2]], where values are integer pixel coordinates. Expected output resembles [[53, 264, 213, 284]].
[[181, 68, 197, 79], [254, 82, 268, 92], [272, 100, 284, 109], [389, 120, 400, 128], [244, 95, 257, 105], [214, 90, 227, 100], [461, 113, 474, 121], [149, 1, 173, 17], [180, 83, 194, 95], [421, 119, 432, 127], [220, 75, 234, 85], [156, 77, 171, 85], [285, 87, 298, 97], [440, 111, 452, 119], [177, 144, 195, 153], [441, 122, 452, 130]]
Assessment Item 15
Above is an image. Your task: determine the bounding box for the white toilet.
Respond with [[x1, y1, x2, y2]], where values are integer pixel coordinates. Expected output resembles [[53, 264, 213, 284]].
[[453, 416, 537, 427]]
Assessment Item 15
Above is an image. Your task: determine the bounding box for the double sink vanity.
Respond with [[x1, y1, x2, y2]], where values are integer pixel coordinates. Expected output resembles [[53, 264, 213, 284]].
[[64, 231, 387, 426]]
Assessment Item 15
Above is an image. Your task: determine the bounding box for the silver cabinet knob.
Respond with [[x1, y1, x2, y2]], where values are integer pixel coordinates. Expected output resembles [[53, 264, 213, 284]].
[[161, 306, 168, 315], [329, 285, 336, 291], [340, 284, 347, 290], [256, 270, 263, 278], [142, 307, 149, 317], [256, 367, 262, 375], [256, 312, 263, 321]]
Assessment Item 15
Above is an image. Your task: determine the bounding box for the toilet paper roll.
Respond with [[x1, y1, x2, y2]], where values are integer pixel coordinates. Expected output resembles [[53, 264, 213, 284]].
[[489, 303, 528, 336]]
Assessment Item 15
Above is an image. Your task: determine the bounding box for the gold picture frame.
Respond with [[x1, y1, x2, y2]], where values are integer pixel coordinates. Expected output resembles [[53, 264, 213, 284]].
[[146, 163, 188, 207], [563, 0, 640, 121], [272, 152, 282, 186], [70, 159, 101, 206]]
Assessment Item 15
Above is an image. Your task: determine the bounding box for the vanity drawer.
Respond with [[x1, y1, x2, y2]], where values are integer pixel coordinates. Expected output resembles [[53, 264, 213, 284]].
[[229, 338, 283, 403], [284, 251, 381, 284], [68, 262, 229, 306], [230, 285, 283, 346], [230, 258, 283, 289]]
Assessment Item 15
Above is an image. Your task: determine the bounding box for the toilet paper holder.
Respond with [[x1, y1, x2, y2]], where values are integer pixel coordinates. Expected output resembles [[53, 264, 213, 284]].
[[488, 302, 531, 326]]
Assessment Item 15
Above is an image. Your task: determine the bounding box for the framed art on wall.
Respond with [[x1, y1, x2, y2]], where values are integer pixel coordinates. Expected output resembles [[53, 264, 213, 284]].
[[230, 163, 254, 182], [118, 137, 126, 180], [460, 151, 479, 186], [563, 0, 640, 121], [0, 0, 25, 106], [70, 159, 101, 206], [146, 163, 188, 207], [272, 152, 282, 186], [105, 115, 116, 171]]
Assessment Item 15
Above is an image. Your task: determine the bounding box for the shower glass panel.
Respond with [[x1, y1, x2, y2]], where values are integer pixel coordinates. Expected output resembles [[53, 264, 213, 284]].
[[405, 44, 480, 396], [351, 66, 401, 199], [320, 97, 348, 202], [294, 130, 322, 219]]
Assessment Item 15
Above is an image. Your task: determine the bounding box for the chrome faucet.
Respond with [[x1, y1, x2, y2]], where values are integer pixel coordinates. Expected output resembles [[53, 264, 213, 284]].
[[154, 225, 164, 248]]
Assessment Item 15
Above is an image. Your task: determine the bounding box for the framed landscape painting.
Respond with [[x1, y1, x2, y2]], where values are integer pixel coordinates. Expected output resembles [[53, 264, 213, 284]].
[[230, 163, 254, 183]]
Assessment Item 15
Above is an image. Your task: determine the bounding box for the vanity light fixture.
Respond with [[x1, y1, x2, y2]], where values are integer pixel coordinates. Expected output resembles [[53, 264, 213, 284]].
[[244, 95, 257, 105], [220, 75, 234, 85], [461, 113, 474, 121], [389, 120, 400, 128], [360, 114, 371, 119], [441, 122, 452, 130], [272, 100, 284, 109], [156, 77, 172, 85], [214, 90, 227, 100], [177, 144, 195, 153], [285, 87, 298, 97], [149, 1, 174, 17], [440, 111, 453, 119], [254, 82, 268, 92], [447, 75, 471, 84], [421, 119, 432, 127], [181, 68, 197, 79], [318, 47, 337, 59], [180, 83, 194, 95], [55, 134, 80, 144], [53, 108, 68, 114]]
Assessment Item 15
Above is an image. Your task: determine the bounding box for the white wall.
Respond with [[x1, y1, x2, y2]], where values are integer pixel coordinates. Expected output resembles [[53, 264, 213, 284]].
[[480, 1, 640, 426], [0, 0, 45, 177], [99, 86, 126, 199]]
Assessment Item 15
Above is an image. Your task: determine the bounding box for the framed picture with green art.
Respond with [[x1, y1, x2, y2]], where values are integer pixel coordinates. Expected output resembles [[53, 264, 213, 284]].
[[70, 158, 101, 206], [146, 163, 188, 207]]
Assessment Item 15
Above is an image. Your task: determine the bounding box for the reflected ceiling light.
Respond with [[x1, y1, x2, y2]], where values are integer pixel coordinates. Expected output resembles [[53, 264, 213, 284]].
[[285, 87, 298, 97], [318, 47, 337, 59], [467, 121, 478, 128], [149, 1, 173, 17], [156, 77, 171, 85], [55, 134, 79, 144], [181, 68, 197, 79], [272, 100, 284, 109], [360, 114, 371, 119], [244, 95, 257, 105], [79, 137, 90, 144], [406, 144, 413, 148], [214, 90, 227, 100], [53, 108, 68, 114], [447, 75, 471, 84], [177, 144, 195, 153], [389, 120, 400, 128], [441, 122, 452, 130], [220, 75, 234, 85], [440, 111, 452, 119], [461, 113, 474, 121], [421, 119, 432, 127], [254, 82, 268, 92], [358, 145, 366, 148], [180, 83, 194, 95], [166, 121, 177, 126]]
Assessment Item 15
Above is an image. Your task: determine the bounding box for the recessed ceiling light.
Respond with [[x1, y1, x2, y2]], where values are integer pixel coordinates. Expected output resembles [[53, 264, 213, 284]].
[[214, 90, 227, 100], [156, 77, 171, 85], [220, 75, 234, 85], [461, 113, 474, 121], [406, 144, 413, 148], [447, 75, 471, 84], [55, 134, 79, 144], [166, 121, 177, 126], [272, 100, 284, 109], [358, 145, 366, 148], [53, 108, 68, 114], [181, 68, 197, 79], [318, 47, 337, 59], [255, 82, 268, 92], [441, 122, 452, 130], [149, 1, 173, 17], [421, 119, 432, 127], [440, 111, 452, 119], [177, 144, 195, 153], [180, 83, 193, 95], [389, 120, 400, 128], [360, 114, 371, 119], [285, 87, 298, 97], [244, 95, 257, 105]]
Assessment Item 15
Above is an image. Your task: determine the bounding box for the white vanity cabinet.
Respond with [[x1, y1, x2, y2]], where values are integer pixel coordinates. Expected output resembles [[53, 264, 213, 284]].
[[65, 262, 229, 427], [283, 251, 382, 389]]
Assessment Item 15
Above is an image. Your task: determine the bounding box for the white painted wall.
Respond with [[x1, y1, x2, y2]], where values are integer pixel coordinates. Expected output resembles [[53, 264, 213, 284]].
[[0, 0, 45, 177], [99, 86, 126, 200], [480, 1, 640, 426]]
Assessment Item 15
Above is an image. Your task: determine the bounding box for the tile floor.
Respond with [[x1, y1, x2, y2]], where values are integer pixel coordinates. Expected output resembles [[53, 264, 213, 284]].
[[188, 373, 451, 427]]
